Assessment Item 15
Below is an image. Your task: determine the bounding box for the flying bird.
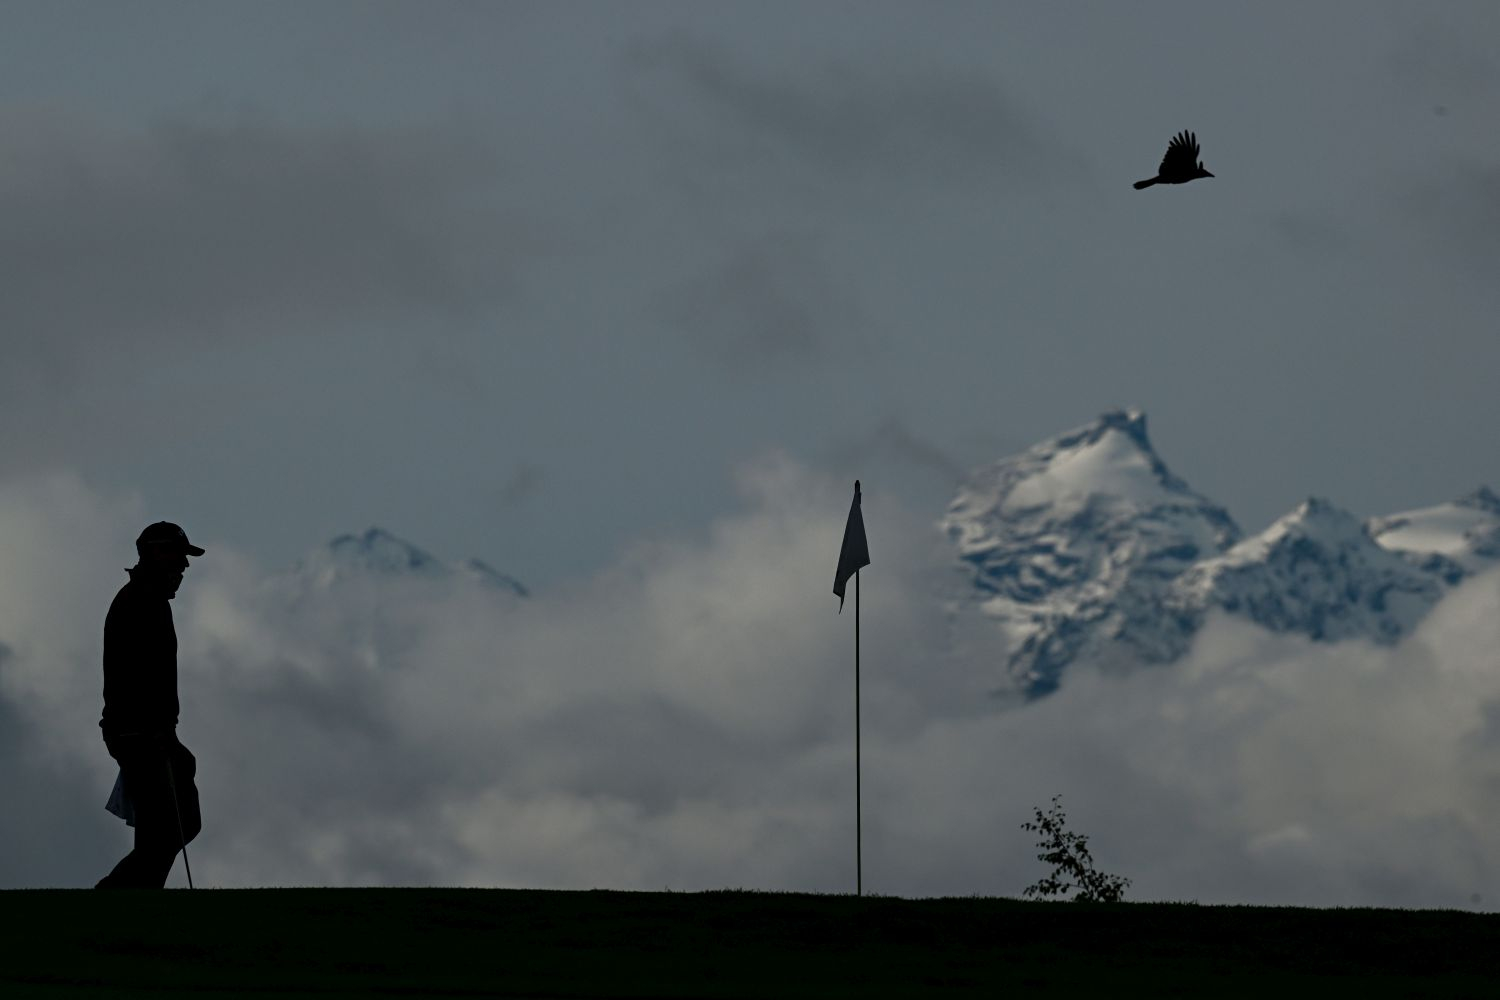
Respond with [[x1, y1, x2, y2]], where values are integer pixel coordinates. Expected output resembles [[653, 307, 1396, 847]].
[[1133, 131, 1214, 190]]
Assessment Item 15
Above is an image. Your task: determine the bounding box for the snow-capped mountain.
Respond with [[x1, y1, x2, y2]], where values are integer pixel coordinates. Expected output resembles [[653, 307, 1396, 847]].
[[941, 409, 1241, 694], [944, 410, 1499, 696], [1165, 498, 1443, 645], [266, 528, 527, 673], [1368, 488, 1500, 581], [296, 527, 528, 597]]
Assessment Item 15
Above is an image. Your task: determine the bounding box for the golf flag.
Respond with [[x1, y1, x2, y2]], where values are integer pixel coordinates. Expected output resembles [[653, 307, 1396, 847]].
[[833, 480, 871, 612]]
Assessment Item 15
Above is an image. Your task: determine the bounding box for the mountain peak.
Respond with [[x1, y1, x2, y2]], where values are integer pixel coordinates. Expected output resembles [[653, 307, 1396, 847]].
[[296, 527, 528, 596], [1046, 407, 1154, 463], [325, 527, 444, 576], [941, 412, 1500, 696], [1096, 407, 1150, 448], [1270, 497, 1367, 540], [950, 409, 1204, 525], [941, 409, 1241, 695], [1205, 496, 1386, 572], [1171, 493, 1445, 645], [1294, 496, 1342, 515], [1457, 486, 1500, 513], [1368, 488, 1500, 576]]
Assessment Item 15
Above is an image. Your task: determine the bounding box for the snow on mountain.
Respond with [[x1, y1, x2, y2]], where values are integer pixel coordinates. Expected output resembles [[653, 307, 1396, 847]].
[[295, 527, 527, 597], [266, 527, 526, 673], [941, 409, 1241, 695], [318, 528, 447, 581], [1165, 498, 1444, 644], [944, 410, 1500, 696], [1368, 487, 1500, 581]]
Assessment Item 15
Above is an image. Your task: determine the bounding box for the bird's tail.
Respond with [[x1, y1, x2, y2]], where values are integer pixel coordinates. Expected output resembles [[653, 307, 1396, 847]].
[[1132, 177, 1158, 190]]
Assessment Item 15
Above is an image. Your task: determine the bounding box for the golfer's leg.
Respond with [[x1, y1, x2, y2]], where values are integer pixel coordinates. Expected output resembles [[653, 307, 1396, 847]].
[[97, 750, 168, 887], [122, 746, 181, 887], [96, 849, 143, 888]]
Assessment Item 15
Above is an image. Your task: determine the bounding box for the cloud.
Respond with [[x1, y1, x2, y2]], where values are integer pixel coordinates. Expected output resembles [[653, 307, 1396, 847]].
[[4, 463, 1500, 908], [834, 416, 969, 488], [624, 34, 1082, 187], [650, 230, 859, 370], [878, 589, 1500, 906], [0, 109, 526, 385], [1387, 12, 1500, 100], [496, 463, 547, 510], [1401, 160, 1500, 265], [0, 107, 553, 482]]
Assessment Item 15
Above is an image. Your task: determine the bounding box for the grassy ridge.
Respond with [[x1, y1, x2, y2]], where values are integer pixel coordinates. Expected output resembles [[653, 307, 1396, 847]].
[[3, 888, 1497, 997]]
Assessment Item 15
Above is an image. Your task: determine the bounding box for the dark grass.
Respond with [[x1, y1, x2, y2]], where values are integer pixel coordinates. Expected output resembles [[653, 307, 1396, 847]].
[[3, 888, 1498, 998]]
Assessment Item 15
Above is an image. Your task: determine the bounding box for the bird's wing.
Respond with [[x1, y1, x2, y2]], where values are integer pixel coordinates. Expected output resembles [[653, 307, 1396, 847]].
[[1158, 130, 1201, 174]]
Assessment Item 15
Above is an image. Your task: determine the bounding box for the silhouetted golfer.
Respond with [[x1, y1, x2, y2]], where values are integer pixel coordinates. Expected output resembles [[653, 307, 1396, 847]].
[[1134, 131, 1214, 189], [95, 522, 204, 889]]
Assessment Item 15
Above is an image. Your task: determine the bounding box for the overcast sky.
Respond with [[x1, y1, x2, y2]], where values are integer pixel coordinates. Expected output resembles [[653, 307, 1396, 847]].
[[3, 2, 1500, 903], [2, 1, 1496, 582]]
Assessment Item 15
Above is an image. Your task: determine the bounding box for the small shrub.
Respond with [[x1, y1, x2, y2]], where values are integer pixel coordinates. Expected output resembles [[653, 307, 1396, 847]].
[[1021, 795, 1131, 903]]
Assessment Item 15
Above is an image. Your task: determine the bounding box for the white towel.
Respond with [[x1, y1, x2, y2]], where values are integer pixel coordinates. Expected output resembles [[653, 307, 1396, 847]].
[[105, 769, 136, 827]]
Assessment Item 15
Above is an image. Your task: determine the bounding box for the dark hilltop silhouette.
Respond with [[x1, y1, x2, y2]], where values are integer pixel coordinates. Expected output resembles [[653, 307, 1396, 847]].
[[1134, 130, 1214, 189]]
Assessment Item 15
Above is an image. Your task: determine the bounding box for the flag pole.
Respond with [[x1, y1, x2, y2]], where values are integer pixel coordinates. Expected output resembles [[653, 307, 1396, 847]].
[[832, 479, 870, 898]]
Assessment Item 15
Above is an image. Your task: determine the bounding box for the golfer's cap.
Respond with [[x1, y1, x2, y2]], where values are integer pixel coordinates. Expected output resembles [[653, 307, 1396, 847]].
[[136, 521, 206, 557]]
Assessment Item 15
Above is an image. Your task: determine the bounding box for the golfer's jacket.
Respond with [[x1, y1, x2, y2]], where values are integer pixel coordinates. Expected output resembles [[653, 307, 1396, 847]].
[[100, 572, 179, 738]]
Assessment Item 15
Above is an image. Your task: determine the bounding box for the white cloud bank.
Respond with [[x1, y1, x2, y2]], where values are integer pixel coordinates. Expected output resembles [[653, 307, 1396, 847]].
[[2, 461, 1499, 909]]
